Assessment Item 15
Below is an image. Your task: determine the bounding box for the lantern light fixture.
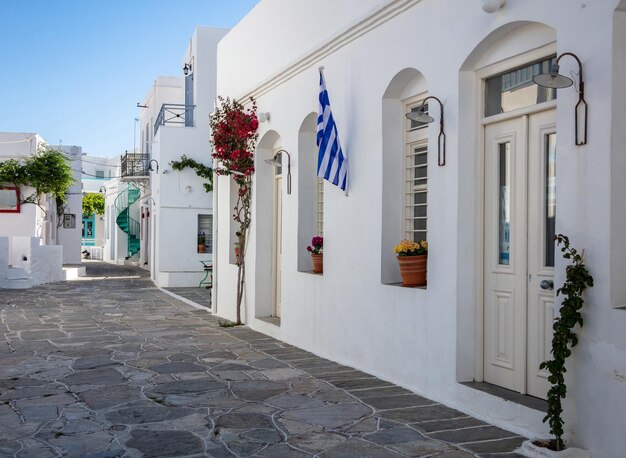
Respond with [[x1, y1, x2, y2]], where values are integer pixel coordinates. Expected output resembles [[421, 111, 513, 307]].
[[265, 149, 292, 194], [405, 96, 447, 166], [533, 52, 588, 145]]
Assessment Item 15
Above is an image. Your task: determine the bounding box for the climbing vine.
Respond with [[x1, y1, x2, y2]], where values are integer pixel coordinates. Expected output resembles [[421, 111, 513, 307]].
[[539, 234, 594, 451], [170, 155, 214, 192]]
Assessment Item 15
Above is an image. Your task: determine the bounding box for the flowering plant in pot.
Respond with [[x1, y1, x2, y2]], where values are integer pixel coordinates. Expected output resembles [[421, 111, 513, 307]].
[[394, 239, 428, 286], [307, 236, 323, 273], [197, 234, 206, 253]]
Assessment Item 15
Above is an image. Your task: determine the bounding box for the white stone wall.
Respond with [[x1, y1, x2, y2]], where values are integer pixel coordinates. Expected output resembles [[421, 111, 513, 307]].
[[140, 26, 227, 287], [214, 1, 626, 456]]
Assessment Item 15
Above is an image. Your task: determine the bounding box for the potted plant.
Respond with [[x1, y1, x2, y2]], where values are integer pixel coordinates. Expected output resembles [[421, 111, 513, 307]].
[[197, 233, 206, 253], [394, 239, 428, 286], [518, 235, 593, 458], [307, 236, 323, 273]]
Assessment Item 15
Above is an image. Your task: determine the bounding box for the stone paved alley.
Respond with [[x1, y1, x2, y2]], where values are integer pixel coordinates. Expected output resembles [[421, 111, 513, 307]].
[[0, 262, 526, 457]]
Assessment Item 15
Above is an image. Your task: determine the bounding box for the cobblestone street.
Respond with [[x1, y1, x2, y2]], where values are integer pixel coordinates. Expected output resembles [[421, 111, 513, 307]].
[[0, 262, 525, 457]]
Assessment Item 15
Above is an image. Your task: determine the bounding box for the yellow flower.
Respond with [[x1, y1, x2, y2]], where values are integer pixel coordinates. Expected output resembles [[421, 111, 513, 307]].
[[394, 239, 428, 256]]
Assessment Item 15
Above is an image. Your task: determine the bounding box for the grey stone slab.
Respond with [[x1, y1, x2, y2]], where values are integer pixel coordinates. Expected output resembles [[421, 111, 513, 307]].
[[257, 443, 312, 457], [150, 378, 225, 395], [413, 416, 487, 433], [379, 405, 465, 423], [363, 394, 436, 410], [79, 385, 144, 409], [0, 386, 65, 400], [289, 431, 347, 453], [73, 355, 117, 370], [64, 368, 126, 385], [428, 425, 520, 443], [21, 330, 67, 340], [364, 426, 427, 445], [105, 405, 194, 424], [126, 429, 205, 456], [319, 438, 403, 457], [349, 386, 414, 399], [216, 412, 274, 430], [49, 431, 114, 457], [266, 393, 326, 409], [241, 427, 283, 443], [332, 378, 395, 390], [388, 439, 454, 456], [281, 403, 372, 428], [149, 361, 207, 373], [20, 405, 59, 422], [14, 393, 76, 407], [461, 437, 526, 454]]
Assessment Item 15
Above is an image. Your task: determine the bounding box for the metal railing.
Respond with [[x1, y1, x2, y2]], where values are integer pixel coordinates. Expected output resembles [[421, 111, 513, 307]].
[[121, 153, 149, 178], [154, 103, 195, 134]]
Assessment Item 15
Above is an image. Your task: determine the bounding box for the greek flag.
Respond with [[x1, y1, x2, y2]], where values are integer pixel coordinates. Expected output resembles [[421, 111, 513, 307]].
[[317, 68, 348, 192]]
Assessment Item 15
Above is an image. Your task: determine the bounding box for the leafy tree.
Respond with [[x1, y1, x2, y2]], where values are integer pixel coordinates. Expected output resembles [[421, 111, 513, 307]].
[[0, 146, 75, 221], [82, 192, 105, 216]]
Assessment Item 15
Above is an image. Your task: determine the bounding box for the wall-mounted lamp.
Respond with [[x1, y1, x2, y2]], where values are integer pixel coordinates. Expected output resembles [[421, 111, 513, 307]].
[[99, 186, 106, 194], [405, 96, 447, 166], [481, 0, 505, 13], [265, 149, 292, 194], [183, 63, 192, 76], [258, 112, 270, 123], [148, 159, 159, 173], [137, 103, 148, 108], [533, 52, 587, 145]]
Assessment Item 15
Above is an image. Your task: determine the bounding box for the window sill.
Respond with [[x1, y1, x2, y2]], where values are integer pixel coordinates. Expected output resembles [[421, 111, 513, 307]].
[[299, 270, 323, 276], [382, 281, 427, 290]]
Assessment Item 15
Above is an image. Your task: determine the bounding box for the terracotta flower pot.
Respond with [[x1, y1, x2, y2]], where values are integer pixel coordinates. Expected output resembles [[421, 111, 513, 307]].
[[311, 253, 323, 273], [397, 255, 427, 286], [198, 244, 206, 253]]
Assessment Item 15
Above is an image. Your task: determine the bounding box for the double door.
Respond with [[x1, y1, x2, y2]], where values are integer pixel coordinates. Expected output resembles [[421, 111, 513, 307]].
[[483, 109, 556, 399]]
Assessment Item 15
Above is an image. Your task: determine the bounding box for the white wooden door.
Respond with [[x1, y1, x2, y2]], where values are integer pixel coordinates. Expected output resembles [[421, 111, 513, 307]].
[[273, 175, 283, 318], [483, 110, 555, 399]]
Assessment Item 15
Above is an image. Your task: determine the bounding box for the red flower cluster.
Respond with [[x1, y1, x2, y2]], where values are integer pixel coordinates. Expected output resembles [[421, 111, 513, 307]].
[[210, 96, 259, 183]]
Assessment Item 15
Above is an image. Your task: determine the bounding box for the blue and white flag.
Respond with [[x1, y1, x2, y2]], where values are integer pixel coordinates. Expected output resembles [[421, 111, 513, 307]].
[[317, 68, 348, 193]]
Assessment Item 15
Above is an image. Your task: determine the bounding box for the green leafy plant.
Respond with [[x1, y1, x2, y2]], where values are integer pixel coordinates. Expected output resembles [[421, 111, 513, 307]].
[[539, 234, 593, 451], [170, 155, 214, 192], [82, 193, 105, 216], [0, 146, 74, 219]]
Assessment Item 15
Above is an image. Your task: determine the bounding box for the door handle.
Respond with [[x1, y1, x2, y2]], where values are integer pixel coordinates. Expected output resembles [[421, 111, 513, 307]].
[[540, 280, 554, 290]]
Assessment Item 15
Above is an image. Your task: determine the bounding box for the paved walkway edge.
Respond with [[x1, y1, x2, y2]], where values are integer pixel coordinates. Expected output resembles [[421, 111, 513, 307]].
[[158, 286, 213, 313]]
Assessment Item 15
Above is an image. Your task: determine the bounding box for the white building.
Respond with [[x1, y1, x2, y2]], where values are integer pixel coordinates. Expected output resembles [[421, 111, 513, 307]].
[[212, 1, 626, 456], [0, 133, 83, 287], [132, 26, 228, 287], [81, 154, 119, 257]]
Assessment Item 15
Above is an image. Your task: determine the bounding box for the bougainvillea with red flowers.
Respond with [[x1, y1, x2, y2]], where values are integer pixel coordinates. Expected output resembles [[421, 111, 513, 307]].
[[210, 96, 258, 186], [210, 96, 259, 325]]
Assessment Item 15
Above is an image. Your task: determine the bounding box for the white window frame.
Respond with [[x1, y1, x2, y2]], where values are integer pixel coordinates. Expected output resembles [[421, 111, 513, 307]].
[[404, 96, 429, 242], [316, 177, 324, 236], [198, 214, 213, 254]]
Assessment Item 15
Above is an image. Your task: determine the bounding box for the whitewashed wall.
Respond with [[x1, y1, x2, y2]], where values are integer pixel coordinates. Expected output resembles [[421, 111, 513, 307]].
[[214, 1, 626, 456], [142, 26, 227, 287]]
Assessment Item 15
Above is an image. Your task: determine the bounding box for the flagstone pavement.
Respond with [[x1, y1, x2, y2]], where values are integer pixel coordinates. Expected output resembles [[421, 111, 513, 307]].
[[0, 262, 527, 457]]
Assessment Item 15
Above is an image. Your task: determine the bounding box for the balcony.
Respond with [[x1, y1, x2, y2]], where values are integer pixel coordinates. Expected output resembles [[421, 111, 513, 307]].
[[121, 153, 149, 180], [154, 104, 195, 134]]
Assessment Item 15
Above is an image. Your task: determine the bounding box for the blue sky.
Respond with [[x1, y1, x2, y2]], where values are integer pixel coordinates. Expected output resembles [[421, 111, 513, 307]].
[[0, 0, 259, 157]]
